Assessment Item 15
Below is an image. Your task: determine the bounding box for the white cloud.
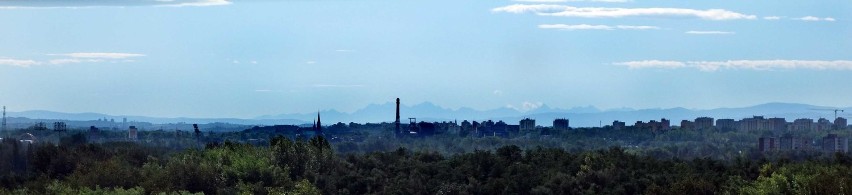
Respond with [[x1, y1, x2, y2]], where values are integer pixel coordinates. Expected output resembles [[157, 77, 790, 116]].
[[306, 61, 317, 64], [507, 101, 544, 112], [796, 16, 836, 22], [615, 60, 852, 72], [615, 25, 660, 30], [493, 90, 504, 96], [798, 16, 820, 21], [0, 58, 41, 67], [492, 4, 757, 20], [685, 31, 734, 35], [763, 16, 781, 20], [538, 24, 659, 30], [48, 58, 105, 65], [50, 52, 145, 59], [539, 24, 611, 30]]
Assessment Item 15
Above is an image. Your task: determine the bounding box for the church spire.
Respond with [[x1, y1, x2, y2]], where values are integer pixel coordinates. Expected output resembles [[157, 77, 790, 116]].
[[315, 111, 322, 131]]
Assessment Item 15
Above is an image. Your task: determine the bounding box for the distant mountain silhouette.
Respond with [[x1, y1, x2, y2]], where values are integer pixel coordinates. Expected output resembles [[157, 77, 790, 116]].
[[8, 102, 851, 127]]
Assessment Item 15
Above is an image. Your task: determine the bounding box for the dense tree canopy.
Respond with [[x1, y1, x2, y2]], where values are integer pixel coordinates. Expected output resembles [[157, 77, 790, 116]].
[[2, 133, 852, 194]]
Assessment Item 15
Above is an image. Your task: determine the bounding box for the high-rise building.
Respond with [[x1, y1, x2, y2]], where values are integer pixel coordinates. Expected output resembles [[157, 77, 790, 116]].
[[759, 137, 777, 152], [792, 118, 814, 131], [835, 117, 848, 130], [680, 120, 694, 130], [695, 117, 714, 130], [661, 118, 671, 131], [767, 117, 787, 132], [128, 126, 138, 140], [716, 119, 736, 131], [612, 120, 626, 130], [553, 118, 569, 131], [519, 118, 535, 132], [817, 118, 833, 131], [740, 116, 768, 131], [822, 134, 849, 153], [778, 134, 811, 151]]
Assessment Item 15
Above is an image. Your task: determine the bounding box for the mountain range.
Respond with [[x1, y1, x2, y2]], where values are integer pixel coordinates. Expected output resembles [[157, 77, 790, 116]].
[[6, 102, 851, 128]]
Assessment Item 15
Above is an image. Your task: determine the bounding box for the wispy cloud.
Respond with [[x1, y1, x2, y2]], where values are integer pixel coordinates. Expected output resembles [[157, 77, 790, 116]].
[[614, 60, 685, 69], [0, 52, 144, 67], [48, 58, 105, 65], [615, 60, 852, 72], [539, 24, 659, 30], [305, 61, 317, 64], [795, 16, 836, 22], [0, 58, 41, 68], [685, 31, 735, 35], [0, 0, 230, 9], [312, 84, 365, 88], [492, 4, 757, 20], [49, 52, 145, 59], [763, 16, 782, 20]]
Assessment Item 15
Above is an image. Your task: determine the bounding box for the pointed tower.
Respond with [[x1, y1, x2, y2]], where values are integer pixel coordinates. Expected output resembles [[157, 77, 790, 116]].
[[316, 112, 322, 131], [315, 112, 323, 137]]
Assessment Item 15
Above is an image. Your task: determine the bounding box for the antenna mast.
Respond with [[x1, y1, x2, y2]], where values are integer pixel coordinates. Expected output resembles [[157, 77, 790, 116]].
[[2, 106, 6, 138]]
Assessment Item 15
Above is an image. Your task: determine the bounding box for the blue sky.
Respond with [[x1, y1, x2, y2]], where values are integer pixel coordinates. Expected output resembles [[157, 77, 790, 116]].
[[0, 0, 850, 118]]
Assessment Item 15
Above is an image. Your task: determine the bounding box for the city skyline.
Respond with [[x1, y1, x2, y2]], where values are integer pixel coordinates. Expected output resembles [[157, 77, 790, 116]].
[[1, 0, 850, 118]]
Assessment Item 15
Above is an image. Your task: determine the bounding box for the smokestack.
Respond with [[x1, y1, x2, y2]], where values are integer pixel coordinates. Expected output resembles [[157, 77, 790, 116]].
[[395, 98, 401, 133]]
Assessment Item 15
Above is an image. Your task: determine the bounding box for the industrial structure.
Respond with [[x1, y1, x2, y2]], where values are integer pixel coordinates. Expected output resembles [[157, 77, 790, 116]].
[[395, 98, 401, 137]]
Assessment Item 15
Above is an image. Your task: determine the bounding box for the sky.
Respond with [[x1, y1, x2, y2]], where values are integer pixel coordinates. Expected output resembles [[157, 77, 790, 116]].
[[0, 0, 850, 118]]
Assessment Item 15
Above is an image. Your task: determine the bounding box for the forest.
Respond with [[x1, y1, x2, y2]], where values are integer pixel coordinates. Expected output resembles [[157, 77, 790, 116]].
[[2, 133, 852, 194]]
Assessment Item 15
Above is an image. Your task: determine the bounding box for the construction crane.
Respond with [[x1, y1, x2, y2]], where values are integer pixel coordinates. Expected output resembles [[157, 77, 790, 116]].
[[811, 108, 845, 119]]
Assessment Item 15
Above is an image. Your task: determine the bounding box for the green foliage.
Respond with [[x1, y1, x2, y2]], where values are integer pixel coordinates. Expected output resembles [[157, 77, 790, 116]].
[[5, 133, 852, 194]]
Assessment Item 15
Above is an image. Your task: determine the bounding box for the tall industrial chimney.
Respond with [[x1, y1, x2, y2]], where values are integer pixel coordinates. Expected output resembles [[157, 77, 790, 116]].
[[395, 98, 401, 134]]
